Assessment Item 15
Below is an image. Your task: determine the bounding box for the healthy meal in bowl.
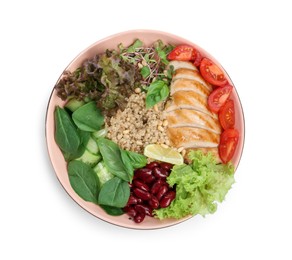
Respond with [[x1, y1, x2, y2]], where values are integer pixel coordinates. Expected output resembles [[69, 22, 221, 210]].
[[52, 38, 240, 224]]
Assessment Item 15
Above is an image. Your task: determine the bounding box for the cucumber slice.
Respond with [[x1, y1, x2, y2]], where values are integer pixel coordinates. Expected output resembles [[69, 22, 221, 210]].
[[92, 129, 108, 139], [93, 161, 114, 186], [76, 149, 101, 167], [65, 98, 85, 112], [86, 137, 99, 155]]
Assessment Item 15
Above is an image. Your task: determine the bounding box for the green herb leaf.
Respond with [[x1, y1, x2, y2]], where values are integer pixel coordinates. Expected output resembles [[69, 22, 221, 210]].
[[98, 177, 130, 208], [97, 138, 132, 182], [68, 160, 100, 204], [72, 101, 104, 132], [127, 39, 143, 53], [146, 80, 169, 109], [141, 66, 151, 79], [54, 106, 80, 155]]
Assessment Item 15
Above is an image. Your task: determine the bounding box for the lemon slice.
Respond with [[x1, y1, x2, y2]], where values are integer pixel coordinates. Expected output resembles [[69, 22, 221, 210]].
[[144, 144, 184, 165]]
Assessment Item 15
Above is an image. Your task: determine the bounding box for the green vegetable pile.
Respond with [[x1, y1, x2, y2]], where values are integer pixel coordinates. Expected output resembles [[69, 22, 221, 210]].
[[55, 39, 174, 114], [154, 151, 235, 219], [54, 102, 147, 216]]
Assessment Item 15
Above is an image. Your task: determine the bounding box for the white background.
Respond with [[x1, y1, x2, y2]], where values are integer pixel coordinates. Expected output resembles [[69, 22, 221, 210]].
[[1, 0, 291, 259]]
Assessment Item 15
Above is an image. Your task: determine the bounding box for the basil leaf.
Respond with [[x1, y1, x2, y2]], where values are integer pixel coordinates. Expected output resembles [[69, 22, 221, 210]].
[[122, 150, 147, 169], [146, 80, 169, 109], [98, 177, 130, 208], [68, 160, 100, 204], [72, 101, 104, 132], [100, 205, 124, 216], [54, 106, 80, 155], [97, 138, 131, 182], [141, 66, 150, 78]]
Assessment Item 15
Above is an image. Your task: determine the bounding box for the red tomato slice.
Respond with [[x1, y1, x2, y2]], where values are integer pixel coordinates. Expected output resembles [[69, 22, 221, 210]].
[[208, 85, 233, 113], [193, 49, 202, 67], [219, 99, 235, 130], [168, 45, 196, 61], [219, 129, 239, 164], [200, 57, 228, 87]]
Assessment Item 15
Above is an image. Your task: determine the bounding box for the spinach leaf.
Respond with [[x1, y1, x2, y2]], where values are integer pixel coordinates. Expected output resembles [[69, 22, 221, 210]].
[[78, 129, 91, 146], [72, 101, 104, 132], [120, 150, 134, 180], [54, 106, 80, 155], [97, 138, 131, 182], [100, 205, 124, 216], [122, 150, 147, 169], [145, 80, 169, 109], [68, 160, 100, 204], [98, 177, 130, 208], [63, 145, 86, 162]]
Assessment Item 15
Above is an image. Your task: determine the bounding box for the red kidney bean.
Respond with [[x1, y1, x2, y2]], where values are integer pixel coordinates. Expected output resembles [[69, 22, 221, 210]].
[[135, 204, 153, 216], [148, 195, 159, 209], [160, 191, 176, 208], [133, 188, 151, 201], [126, 195, 138, 206], [133, 179, 149, 191], [123, 206, 137, 218], [134, 168, 152, 182], [146, 162, 160, 169], [151, 179, 163, 194], [156, 185, 169, 201], [153, 167, 168, 179], [145, 175, 155, 184], [134, 212, 145, 223], [160, 162, 173, 172]]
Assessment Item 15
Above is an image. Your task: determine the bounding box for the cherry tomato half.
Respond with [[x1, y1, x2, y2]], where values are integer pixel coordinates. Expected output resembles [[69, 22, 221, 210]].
[[208, 85, 233, 113], [219, 129, 239, 164], [200, 57, 228, 87], [193, 49, 202, 67], [168, 45, 202, 63], [219, 99, 235, 130]]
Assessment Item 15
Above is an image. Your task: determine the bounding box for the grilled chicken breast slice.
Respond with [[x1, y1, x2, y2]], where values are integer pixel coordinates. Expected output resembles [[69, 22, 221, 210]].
[[167, 127, 220, 149], [170, 78, 211, 97], [165, 91, 217, 118], [166, 109, 221, 134], [168, 60, 198, 71], [172, 68, 212, 91]]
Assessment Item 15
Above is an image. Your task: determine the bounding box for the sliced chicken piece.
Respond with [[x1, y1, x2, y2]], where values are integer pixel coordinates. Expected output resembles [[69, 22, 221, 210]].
[[170, 78, 211, 97], [168, 60, 198, 71], [167, 127, 220, 149], [165, 91, 217, 118], [166, 109, 221, 134], [173, 68, 212, 91]]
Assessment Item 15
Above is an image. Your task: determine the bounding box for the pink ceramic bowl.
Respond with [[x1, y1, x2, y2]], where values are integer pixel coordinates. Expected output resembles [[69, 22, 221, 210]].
[[46, 29, 245, 229]]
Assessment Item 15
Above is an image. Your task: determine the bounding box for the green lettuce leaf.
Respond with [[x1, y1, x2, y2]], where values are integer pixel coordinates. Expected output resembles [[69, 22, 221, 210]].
[[154, 151, 235, 220]]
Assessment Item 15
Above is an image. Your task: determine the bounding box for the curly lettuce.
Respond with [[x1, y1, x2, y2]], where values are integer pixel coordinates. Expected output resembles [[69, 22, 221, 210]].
[[154, 151, 235, 220]]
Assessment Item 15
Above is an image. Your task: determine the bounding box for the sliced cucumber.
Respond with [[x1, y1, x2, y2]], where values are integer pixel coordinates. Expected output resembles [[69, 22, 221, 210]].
[[76, 149, 101, 167], [93, 161, 114, 186], [92, 128, 108, 139], [65, 98, 85, 112], [86, 136, 99, 155]]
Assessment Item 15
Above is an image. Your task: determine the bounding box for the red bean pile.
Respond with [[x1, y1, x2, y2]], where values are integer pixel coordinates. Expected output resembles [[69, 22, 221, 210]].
[[123, 162, 176, 223]]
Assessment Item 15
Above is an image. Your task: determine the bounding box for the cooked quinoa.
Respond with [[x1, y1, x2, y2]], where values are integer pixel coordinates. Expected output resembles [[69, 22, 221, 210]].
[[105, 93, 170, 153]]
